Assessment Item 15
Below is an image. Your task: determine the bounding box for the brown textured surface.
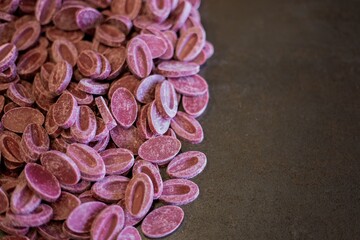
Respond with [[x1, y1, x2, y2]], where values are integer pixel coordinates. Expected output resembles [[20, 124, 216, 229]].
[[161, 0, 360, 239]]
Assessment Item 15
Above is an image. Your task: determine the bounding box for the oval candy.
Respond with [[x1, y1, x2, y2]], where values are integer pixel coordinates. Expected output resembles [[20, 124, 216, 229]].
[[145, 0, 171, 23], [48, 61, 73, 96], [61, 180, 91, 194], [160, 178, 199, 205], [126, 37, 153, 78], [176, 26, 206, 62], [51, 39, 78, 67], [0, 131, 23, 164], [135, 74, 165, 104], [35, 0, 61, 25], [77, 50, 102, 78], [16, 47, 47, 78], [171, 111, 204, 144], [53, 5, 82, 31], [91, 175, 130, 203], [136, 104, 154, 140], [157, 60, 200, 78], [141, 205, 184, 238], [52, 92, 78, 129], [40, 150, 81, 185], [10, 180, 41, 215], [90, 205, 125, 240], [147, 100, 171, 135], [133, 160, 163, 199], [6, 204, 53, 227], [2, 107, 44, 133], [116, 226, 141, 240], [125, 173, 154, 219], [167, 151, 207, 179], [182, 90, 209, 117], [11, 21, 41, 51], [20, 123, 50, 161], [49, 191, 81, 221], [100, 148, 134, 175], [155, 80, 178, 119], [168, 74, 208, 96], [24, 163, 61, 202], [65, 201, 107, 234], [138, 136, 181, 164], [66, 143, 106, 181], [78, 78, 110, 95], [76, 7, 102, 32], [95, 23, 126, 47], [108, 75, 139, 99], [110, 87, 138, 128], [137, 34, 167, 59], [102, 46, 127, 80], [66, 82, 94, 105], [70, 105, 97, 143]]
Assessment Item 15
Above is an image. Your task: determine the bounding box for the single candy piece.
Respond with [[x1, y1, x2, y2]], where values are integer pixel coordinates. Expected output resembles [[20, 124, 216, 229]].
[[7, 82, 34, 109], [95, 96, 117, 131], [155, 80, 178, 119], [145, 0, 171, 23], [2, 107, 44, 133], [49, 191, 81, 221], [141, 205, 184, 238], [137, 34, 167, 59], [126, 37, 153, 78], [11, 21, 41, 51], [53, 5, 82, 31], [167, 151, 207, 179], [160, 179, 199, 205], [46, 27, 84, 43], [147, 100, 171, 135], [76, 7, 102, 32], [171, 111, 204, 144], [0, 63, 17, 83], [77, 50, 102, 78], [90, 205, 125, 240], [52, 92, 78, 129], [182, 90, 209, 117], [70, 105, 97, 143], [35, 0, 62, 25], [135, 74, 165, 104], [110, 125, 145, 155], [0, 187, 9, 214], [157, 60, 200, 78], [37, 221, 69, 240], [51, 39, 78, 67], [111, 0, 142, 20], [108, 75, 139, 98], [61, 180, 91, 194], [116, 226, 141, 240], [20, 123, 50, 161], [168, 74, 208, 96], [100, 148, 134, 175], [16, 47, 47, 78], [125, 173, 154, 219], [111, 87, 138, 128], [66, 143, 106, 181], [24, 163, 61, 202], [170, 0, 192, 31], [138, 136, 181, 164], [91, 175, 130, 203], [48, 61, 73, 96], [133, 160, 163, 199], [0, 131, 23, 164], [65, 201, 107, 234], [10, 181, 41, 214], [6, 204, 53, 227], [95, 23, 126, 47], [78, 78, 110, 95], [40, 150, 81, 185], [176, 26, 206, 61], [0, 0, 19, 14]]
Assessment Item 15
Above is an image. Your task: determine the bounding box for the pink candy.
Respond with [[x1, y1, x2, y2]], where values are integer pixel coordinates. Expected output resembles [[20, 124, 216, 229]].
[[0, 0, 213, 238]]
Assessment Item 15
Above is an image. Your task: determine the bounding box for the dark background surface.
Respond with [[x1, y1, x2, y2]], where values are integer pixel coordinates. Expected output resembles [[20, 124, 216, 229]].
[[162, 0, 360, 239]]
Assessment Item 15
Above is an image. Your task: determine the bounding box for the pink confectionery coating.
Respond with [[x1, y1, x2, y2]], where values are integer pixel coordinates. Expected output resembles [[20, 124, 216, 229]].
[[0, 0, 213, 238]]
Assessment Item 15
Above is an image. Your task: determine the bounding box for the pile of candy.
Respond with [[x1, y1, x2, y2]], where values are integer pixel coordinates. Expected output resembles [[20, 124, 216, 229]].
[[0, 0, 213, 239]]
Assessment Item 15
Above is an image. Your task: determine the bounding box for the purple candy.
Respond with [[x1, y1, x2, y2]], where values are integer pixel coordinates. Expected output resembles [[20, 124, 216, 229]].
[[10, 180, 41, 214], [141, 205, 184, 238], [116, 226, 141, 240], [100, 148, 134, 175], [91, 175, 130, 203], [167, 151, 207, 179], [171, 111, 204, 144], [133, 160, 163, 199], [49, 191, 81, 221], [6, 204, 53, 227], [160, 178, 199, 205], [126, 37, 153, 78], [110, 87, 138, 128], [125, 173, 154, 219]]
